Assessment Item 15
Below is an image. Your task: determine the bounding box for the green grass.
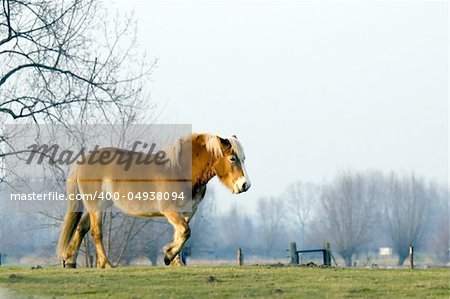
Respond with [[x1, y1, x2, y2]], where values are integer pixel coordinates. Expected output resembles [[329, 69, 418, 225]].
[[0, 265, 449, 298]]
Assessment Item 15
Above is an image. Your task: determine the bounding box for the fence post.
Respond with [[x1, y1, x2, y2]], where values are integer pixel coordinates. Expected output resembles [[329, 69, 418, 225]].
[[0, 252, 2, 266], [290, 242, 299, 264], [237, 248, 244, 266], [409, 245, 414, 269], [323, 242, 331, 267]]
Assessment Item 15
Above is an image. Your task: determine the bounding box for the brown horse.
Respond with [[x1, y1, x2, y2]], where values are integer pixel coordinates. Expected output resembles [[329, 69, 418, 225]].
[[57, 133, 250, 268]]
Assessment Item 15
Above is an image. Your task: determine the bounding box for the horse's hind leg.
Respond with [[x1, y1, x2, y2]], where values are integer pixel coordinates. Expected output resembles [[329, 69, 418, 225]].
[[163, 212, 190, 266], [89, 211, 112, 269], [64, 213, 90, 268]]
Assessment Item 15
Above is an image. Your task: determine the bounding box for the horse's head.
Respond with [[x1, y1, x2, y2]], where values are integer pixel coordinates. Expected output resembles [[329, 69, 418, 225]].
[[210, 135, 251, 194]]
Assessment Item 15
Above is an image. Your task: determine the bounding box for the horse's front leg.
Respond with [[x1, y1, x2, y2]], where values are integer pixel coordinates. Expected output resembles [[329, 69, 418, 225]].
[[169, 215, 192, 266], [163, 212, 190, 266]]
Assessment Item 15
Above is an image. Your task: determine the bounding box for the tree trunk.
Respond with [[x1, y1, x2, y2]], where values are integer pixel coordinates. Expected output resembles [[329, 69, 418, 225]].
[[84, 237, 91, 268], [149, 254, 158, 266], [344, 255, 352, 267], [397, 253, 408, 266]]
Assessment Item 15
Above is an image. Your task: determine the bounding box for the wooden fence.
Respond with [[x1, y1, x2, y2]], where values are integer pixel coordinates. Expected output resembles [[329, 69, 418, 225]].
[[289, 242, 332, 266]]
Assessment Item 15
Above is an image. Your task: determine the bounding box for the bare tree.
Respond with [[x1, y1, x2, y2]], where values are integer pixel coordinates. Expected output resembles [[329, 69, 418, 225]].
[[0, 213, 12, 245], [189, 189, 217, 251], [218, 202, 249, 254], [0, 0, 154, 174], [101, 212, 171, 267], [284, 181, 320, 247], [139, 219, 172, 266], [0, 0, 158, 266], [256, 196, 285, 256], [321, 171, 379, 267], [384, 173, 430, 265], [428, 185, 449, 265]]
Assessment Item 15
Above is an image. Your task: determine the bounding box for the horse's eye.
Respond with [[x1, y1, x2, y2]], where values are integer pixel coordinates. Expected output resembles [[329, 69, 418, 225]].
[[229, 156, 237, 162]]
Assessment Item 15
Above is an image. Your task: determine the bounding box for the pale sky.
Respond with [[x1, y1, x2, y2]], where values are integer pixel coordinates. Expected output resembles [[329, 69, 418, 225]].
[[112, 1, 448, 212]]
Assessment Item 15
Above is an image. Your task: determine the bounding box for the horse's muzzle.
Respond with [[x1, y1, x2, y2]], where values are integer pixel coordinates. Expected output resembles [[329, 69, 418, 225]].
[[234, 178, 251, 194]]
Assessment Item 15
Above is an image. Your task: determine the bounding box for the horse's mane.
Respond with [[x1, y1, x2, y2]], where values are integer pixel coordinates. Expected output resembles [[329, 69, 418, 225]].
[[204, 134, 245, 160], [164, 133, 245, 168], [163, 136, 183, 168]]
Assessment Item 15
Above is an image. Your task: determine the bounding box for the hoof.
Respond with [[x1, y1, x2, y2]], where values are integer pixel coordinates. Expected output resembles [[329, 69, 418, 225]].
[[164, 256, 171, 266], [98, 262, 113, 269], [65, 263, 77, 268]]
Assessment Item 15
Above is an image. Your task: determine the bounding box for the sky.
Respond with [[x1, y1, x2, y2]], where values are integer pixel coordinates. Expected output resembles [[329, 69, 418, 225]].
[[112, 1, 448, 212]]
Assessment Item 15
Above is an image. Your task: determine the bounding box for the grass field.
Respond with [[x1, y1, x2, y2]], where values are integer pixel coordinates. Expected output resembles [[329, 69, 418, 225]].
[[0, 265, 449, 298]]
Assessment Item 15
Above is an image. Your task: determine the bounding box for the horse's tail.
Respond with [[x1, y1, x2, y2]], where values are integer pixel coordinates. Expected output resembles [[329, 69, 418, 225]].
[[56, 165, 83, 258]]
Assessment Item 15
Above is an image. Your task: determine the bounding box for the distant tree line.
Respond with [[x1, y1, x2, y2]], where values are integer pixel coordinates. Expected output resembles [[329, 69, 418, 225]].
[[189, 170, 448, 267], [318, 171, 448, 266], [0, 170, 447, 267]]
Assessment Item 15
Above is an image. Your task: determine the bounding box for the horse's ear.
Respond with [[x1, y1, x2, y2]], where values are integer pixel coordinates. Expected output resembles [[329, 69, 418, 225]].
[[218, 136, 231, 150], [232, 135, 238, 139]]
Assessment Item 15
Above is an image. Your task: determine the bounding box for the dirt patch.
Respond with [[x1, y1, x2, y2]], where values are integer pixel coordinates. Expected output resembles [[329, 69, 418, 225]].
[[253, 262, 332, 268], [272, 288, 284, 295], [205, 275, 221, 283], [253, 262, 286, 267], [8, 274, 23, 281]]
